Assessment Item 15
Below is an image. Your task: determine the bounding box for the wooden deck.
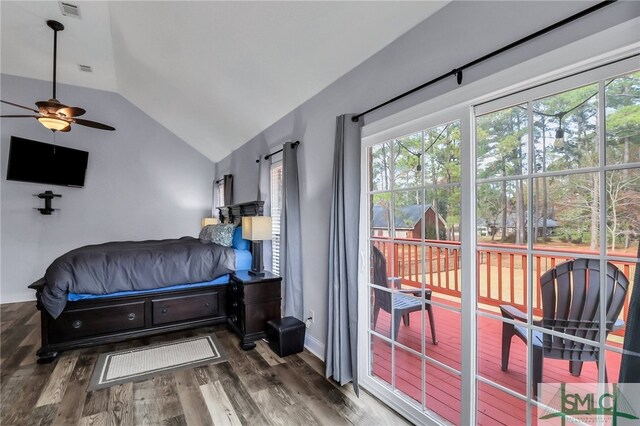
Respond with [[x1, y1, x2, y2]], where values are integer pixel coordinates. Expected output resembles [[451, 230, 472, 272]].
[[371, 297, 623, 425]]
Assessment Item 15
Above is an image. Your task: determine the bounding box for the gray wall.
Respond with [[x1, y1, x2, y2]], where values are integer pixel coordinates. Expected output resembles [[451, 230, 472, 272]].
[[215, 1, 640, 350], [1, 74, 216, 302]]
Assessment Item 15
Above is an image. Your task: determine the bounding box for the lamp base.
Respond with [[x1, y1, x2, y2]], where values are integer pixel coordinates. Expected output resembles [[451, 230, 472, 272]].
[[250, 240, 265, 277]]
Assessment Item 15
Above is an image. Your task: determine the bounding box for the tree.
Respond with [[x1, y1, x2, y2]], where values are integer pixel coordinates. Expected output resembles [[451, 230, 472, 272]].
[[476, 105, 527, 243], [606, 169, 640, 250], [533, 83, 600, 249], [477, 182, 505, 241], [424, 122, 461, 241], [605, 71, 640, 249]]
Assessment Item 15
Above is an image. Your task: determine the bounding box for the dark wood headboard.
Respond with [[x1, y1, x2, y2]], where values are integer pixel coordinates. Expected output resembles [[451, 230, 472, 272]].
[[217, 201, 264, 224]]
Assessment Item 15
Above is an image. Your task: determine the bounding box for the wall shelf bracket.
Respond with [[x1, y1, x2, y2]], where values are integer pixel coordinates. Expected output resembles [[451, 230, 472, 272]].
[[34, 190, 61, 215]]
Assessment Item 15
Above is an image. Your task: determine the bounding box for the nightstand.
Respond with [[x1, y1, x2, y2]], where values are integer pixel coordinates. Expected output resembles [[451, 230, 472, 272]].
[[227, 271, 282, 350]]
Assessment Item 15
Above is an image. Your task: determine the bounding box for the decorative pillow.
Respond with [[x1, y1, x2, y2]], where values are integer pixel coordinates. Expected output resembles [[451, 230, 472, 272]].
[[199, 225, 214, 241], [199, 224, 235, 247], [232, 227, 251, 250]]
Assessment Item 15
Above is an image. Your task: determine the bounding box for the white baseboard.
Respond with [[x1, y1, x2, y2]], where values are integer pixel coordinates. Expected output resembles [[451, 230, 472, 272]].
[[0, 291, 36, 304], [304, 333, 325, 362]]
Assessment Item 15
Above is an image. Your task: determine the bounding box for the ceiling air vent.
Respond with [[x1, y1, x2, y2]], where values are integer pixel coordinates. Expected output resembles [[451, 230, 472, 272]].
[[59, 2, 81, 18], [78, 64, 93, 73]]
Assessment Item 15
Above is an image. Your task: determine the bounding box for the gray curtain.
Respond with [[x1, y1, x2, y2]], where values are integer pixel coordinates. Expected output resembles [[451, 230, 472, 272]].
[[211, 178, 217, 217], [326, 114, 361, 392], [223, 174, 233, 205], [619, 241, 640, 383], [281, 142, 304, 320]]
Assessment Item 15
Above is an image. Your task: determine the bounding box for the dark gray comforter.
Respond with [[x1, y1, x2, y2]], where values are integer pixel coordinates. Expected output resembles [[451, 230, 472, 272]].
[[42, 237, 236, 318]]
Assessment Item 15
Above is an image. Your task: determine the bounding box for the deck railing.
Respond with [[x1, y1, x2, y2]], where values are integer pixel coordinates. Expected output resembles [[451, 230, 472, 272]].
[[372, 238, 637, 337]]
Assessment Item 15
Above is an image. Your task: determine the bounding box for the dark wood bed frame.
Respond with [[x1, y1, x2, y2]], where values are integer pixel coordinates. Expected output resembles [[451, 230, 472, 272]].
[[29, 201, 264, 363]]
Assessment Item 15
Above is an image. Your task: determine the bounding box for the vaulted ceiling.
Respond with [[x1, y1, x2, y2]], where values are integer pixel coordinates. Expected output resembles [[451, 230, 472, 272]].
[[1, 1, 448, 161]]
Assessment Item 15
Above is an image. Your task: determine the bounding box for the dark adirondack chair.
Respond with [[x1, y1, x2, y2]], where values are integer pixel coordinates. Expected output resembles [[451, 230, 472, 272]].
[[371, 245, 437, 344], [500, 258, 628, 398]]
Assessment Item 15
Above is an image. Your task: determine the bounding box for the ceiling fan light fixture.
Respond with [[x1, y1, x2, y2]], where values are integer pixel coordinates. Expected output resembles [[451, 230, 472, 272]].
[[38, 116, 70, 131]]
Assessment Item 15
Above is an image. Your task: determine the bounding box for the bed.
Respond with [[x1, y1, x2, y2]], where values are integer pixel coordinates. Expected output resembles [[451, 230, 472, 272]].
[[29, 201, 264, 363]]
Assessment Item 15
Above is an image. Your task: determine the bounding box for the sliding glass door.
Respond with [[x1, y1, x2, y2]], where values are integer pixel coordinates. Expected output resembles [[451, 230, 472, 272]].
[[359, 57, 638, 425], [474, 64, 639, 425], [364, 111, 468, 424]]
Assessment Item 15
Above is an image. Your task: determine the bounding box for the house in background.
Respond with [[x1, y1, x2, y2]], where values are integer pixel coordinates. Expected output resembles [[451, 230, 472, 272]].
[[501, 215, 559, 239], [372, 204, 446, 239]]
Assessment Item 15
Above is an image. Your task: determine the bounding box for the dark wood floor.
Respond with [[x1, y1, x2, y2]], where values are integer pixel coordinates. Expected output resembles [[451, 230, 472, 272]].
[[1, 301, 407, 426]]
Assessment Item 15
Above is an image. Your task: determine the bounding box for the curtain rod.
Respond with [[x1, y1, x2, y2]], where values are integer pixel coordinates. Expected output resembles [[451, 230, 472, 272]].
[[351, 0, 617, 123], [255, 140, 300, 163], [215, 174, 231, 184]]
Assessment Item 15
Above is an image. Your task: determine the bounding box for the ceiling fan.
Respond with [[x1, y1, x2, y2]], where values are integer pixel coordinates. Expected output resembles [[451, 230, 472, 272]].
[[0, 20, 115, 132]]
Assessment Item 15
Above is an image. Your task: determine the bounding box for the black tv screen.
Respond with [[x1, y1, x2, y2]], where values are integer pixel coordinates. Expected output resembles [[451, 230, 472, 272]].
[[6, 136, 89, 187]]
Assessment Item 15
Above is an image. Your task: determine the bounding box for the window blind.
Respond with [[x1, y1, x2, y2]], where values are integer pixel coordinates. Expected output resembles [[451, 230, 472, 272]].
[[270, 161, 283, 275], [217, 181, 225, 208]]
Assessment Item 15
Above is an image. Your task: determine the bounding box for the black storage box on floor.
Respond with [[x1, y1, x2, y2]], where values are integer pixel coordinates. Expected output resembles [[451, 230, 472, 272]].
[[266, 316, 306, 357]]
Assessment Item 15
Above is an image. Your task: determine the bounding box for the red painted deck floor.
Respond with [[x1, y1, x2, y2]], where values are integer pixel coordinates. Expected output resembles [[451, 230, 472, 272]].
[[370, 298, 624, 425]]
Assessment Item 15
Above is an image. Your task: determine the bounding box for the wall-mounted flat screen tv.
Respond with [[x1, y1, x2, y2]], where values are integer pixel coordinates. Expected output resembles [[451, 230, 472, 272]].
[[6, 136, 89, 187]]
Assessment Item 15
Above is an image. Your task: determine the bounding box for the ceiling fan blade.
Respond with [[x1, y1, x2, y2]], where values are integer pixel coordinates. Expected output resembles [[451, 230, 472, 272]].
[[72, 118, 116, 131], [58, 107, 86, 117], [1, 100, 39, 113], [0, 115, 39, 118], [36, 100, 67, 111]]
